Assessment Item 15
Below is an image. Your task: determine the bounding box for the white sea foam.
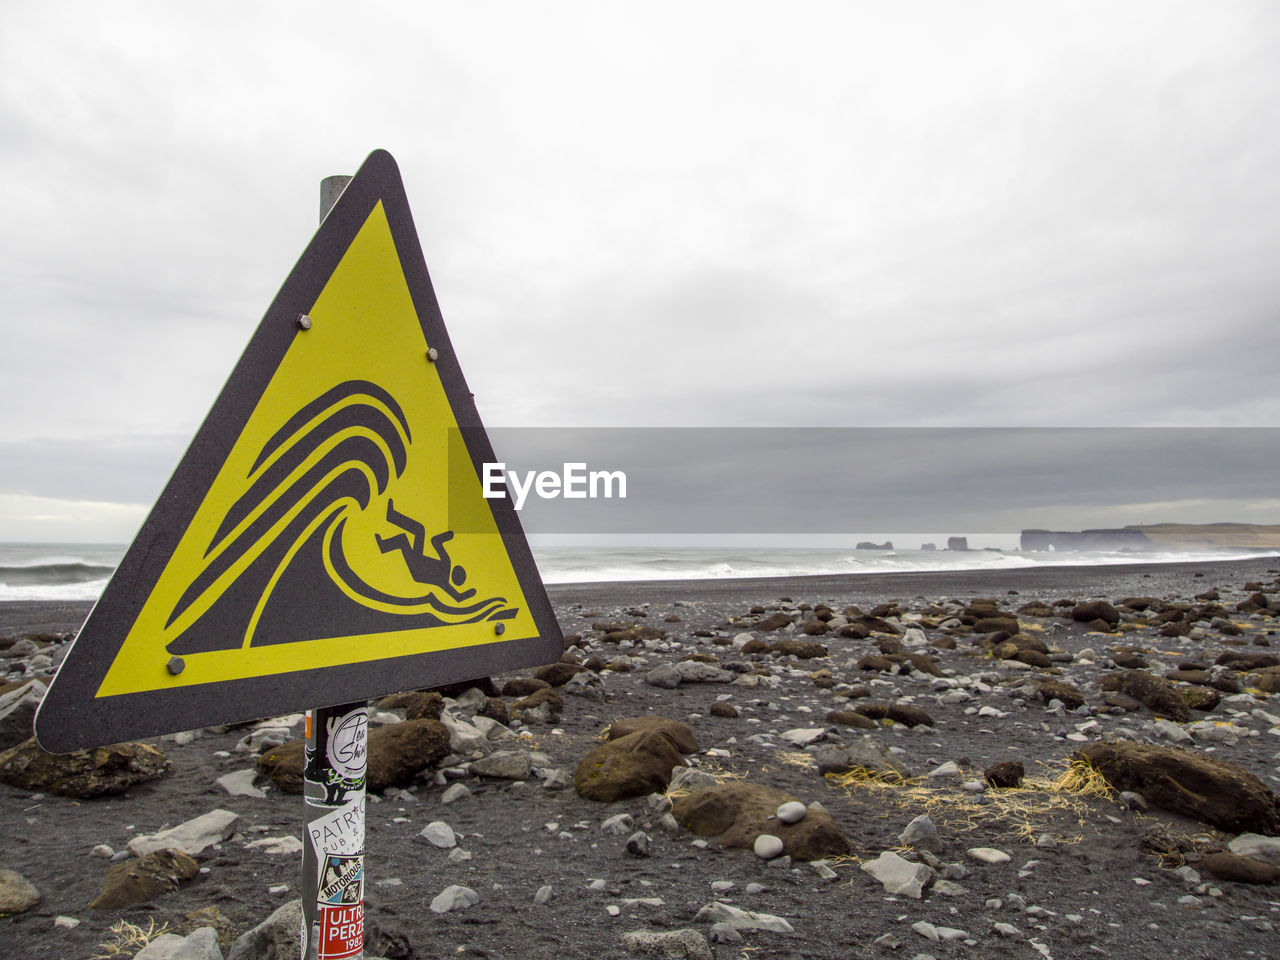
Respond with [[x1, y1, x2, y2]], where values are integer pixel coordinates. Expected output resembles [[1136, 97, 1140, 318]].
[[2, 541, 1275, 600]]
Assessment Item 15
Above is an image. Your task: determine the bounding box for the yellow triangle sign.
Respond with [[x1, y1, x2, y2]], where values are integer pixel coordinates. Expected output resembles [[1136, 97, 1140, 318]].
[[36, 150, 562, 752]]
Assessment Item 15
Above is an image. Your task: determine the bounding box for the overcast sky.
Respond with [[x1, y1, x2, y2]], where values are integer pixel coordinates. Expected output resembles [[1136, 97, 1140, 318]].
[[3, 2, 1279, 543]]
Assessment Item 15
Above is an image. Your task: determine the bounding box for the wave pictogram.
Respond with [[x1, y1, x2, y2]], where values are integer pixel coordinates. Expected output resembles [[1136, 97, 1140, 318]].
[[164, 380, 514, 656]]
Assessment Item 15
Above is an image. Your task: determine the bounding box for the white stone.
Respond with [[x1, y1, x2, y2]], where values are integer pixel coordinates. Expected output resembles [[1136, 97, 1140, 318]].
[[128, 809, 240, 858], [53, 916, 80, 929], [899, 814, 939, 850], [420, 821, 457, 848], [602, 814, 635, 836], [133, 928, 222, 960], [442, 717, 488, 754], [441, 783, 471, 804], [967, 847, 1011, 864], [669, 766, 719, 792], [753, 834, 784, 860], [775, 801, 806, 824], [692, 901, 794, 933], [927, 761, 961, 778], [535, 885, 553, 904], [430, 884, 479, 913], [244, 836, 302, 856], [1228, 833, 1280, 865], [470, 750, 533, 779], [860, 851, 934, 899], [215, 769, 266, 799], [619, 929, 713, 960], [779, 727, 827, 747]]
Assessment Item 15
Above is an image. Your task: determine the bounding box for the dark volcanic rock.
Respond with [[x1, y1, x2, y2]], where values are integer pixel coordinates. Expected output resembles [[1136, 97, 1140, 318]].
[[984, 761, 1025, 789], [367, 719, 451, 791], [475, 697, 509, 725], [768, 639, 829, 659], [1075, 741, 1280, 835], [1201, 852, 1280, 885], [1120, 670, 1190, 722], [672, 782, 850, 861], [574, 727, 688, 802], [1111, 651, 1148, 669], [0, 738, 170, 797], [90, 848, 200, 909], [259, 719, 450, 795], [1216, 652, 1279, 671], [1178, 685, 1221, 712], [810, 737, 914, 779], [501, 677, 552, 698], [0, 680, 43, 750], [607, 716, 700, 755], [377, 690, 444, 720], [885, 704, 934, 727], [1071, 600, 1121, 626], [1017, 602, 1054, 617], [1038, 680, 1086, 710], [535, 661, 584, 687], [510, 688, 564, 719], [1013, 648, 1054, 668], [974, 617, 1020, 635], [754, 612, 793, 631], [825, 710, 876, 729], [257, 740, 306, 794]]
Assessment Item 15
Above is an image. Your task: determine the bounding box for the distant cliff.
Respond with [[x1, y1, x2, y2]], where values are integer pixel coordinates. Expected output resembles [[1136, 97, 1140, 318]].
[[1022, 523, 1280, 552]]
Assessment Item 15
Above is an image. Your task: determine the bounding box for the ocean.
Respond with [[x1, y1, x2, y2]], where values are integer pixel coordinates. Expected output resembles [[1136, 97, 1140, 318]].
[[2, 541, 1276, 603]]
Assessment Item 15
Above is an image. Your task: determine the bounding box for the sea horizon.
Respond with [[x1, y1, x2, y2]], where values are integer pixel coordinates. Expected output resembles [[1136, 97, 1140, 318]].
[[3, 539, 1278, 603]]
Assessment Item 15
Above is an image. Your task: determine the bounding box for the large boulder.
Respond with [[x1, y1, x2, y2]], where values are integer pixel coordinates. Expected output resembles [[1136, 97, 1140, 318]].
[[128, 809, 240, 857], [1201, 852, 1280, 885], [0, 680, 44, 750], [810, 736, 914, 779], [257, 718, 449, 795], [1120, 671, 1190, 722], [1071, 601, 1121, 626], [377, 690, 444, 720], [257, 740, 306, 794], [767, 639, 828, 659], [575, 727, 689, 802], [672, 782, 849, 861], [366, 718, 451, 790], [606, 717, 700, 754], [90, 848, 200, 909], [754, 612, 793, 631], [1075, 741, 1280, 835], [0, 738, 170, 797], [0, 869, 40, 913], [226, 899, 303, 960]]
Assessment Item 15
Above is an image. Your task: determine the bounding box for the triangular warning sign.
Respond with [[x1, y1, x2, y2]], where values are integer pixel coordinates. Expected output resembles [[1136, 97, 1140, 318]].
[[36, 150, 562, 752]]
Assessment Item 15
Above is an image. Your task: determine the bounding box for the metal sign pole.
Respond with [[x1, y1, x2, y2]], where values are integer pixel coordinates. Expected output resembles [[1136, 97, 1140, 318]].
[[301, 174, 369, 960]]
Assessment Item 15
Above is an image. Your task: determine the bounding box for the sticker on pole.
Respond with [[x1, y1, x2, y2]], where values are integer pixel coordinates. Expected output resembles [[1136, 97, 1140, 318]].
[[35, 149, 562, 752]]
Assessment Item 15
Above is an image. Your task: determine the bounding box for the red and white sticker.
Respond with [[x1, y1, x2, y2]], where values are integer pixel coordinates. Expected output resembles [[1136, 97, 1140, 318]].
[[319, 902, 363, 960]]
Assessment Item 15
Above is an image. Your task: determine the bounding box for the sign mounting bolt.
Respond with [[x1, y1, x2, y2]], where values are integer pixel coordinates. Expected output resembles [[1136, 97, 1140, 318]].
[[297, 314, 313, 330], [166, 656, 185, 676], [426, 347, 439, 361], [494, 622, 505, 636]]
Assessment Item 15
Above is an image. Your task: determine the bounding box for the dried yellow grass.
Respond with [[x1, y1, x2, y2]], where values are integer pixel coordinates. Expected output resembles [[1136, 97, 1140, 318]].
[[823, 757, 1116, 845], [92, 918, 170, 959]]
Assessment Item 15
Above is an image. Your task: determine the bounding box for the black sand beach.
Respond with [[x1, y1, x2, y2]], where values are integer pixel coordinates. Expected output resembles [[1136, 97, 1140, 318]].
[[3, 556, 1280, 959]]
